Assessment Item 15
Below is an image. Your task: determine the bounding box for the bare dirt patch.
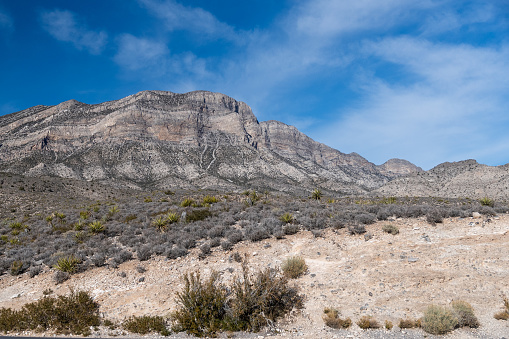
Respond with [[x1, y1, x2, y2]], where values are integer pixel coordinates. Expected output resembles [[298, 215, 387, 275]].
[[1, 214, 508, 338]]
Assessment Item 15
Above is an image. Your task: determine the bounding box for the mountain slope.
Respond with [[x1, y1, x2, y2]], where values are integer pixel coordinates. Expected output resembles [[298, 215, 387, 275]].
[[375, 159, 509, 199], [0, 90, 418, 194]]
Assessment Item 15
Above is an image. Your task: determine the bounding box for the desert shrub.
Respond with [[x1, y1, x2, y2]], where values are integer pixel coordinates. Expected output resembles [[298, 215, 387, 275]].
[[227, 262, 303, 332], [385, 320, 393, 330], [421, 305, 458, 335], [53, 270, 70, 284], [10, 260, 25, 276], [171, 271, 228, 337], [281, 256, 307, 279], [91, 253, 106, 267], [0, 290, 99, 334], [54, 255, 81, 273], [207, 225, 224, 238], [479, 197, 494, 207], [172, 262, 302, 336], [354, 213, 376, 225], [382, 224, 399, 235], [227, 230, 244, 244], [167, 246, 188, 260], [451, 300, 479, 328], [124, 214, 137, 223], [246, 226, 270, 242], [29, 265, 42, 278], [494, 297, 509, 320], [221, 240, 233, 251], [376, 208, 391, 221], [199, 243, 211, 258], [399, 318, 421, 328], [426, 209, 443, 225], [137, 246, 152, 261], [479, 205, 496, 216], [283, 224, 300, 235], [186, 209, 212, 222], [357, 316, 380, 329], [123, 315, 169, 335], [348, 224, 366, 235], [113, 250, 133, 265], [322, 308, 351, 329]]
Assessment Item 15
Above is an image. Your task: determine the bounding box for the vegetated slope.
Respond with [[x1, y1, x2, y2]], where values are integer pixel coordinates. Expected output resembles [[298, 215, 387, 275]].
[[375, 159, 509, 200], [0, 90, 419, 195]]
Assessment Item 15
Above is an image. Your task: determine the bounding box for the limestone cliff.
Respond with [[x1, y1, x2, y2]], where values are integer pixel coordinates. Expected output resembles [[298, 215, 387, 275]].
[[0, 90, 418, 194]]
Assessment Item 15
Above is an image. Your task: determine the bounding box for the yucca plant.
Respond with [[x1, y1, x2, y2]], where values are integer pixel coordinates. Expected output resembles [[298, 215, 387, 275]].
[[280, 212, 294, 224], [54, 255, 81, 273], [152, 216, 167, 232], [88, 221, 105, 234], [165, 212, 180, 224], [311, 188, 322, 200]]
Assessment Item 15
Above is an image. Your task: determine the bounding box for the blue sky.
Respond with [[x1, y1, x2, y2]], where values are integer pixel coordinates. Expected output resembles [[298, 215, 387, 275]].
[[0, 0, 508, 170]]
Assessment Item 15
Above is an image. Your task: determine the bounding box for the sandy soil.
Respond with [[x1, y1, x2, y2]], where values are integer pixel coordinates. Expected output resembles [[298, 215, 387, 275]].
[[1, 214, 508, 338]]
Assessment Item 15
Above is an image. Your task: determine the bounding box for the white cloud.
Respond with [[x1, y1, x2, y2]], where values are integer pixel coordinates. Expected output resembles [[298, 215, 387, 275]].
[[40, 9, 107, 55], [138, 0, 239, 42], [114, 34, 169, 70], [318, 38, 509, 169], [0, 9, 13, 31]]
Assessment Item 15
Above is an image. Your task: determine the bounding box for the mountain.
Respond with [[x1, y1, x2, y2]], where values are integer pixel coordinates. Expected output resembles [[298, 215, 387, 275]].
[[375, 159, 509, 199], [0, 90, 418, 195]]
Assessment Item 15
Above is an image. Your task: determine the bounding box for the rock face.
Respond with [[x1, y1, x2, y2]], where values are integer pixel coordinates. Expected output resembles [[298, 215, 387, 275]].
[[375, 159, 509, 199], [0, 90, 418, 194]]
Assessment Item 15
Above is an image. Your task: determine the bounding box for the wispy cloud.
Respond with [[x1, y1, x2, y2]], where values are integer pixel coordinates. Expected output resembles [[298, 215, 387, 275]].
[[319, 37, 509, 169], [0, 9, 13, 31], [40, 9, 107, 55], [114, 34, 169, 71], [138, 0, 240, 42]]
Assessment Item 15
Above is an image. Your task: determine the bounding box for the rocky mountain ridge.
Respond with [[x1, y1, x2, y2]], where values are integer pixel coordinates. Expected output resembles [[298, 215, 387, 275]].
[[375, 159, 509, 199], [0, 90, 420, 195]]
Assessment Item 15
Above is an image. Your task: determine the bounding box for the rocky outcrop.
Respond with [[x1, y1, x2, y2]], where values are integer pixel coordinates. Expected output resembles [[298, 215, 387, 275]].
[[375, 159, 509, 199], [0, 90, 419, 194], [377, 158, 423, 177]]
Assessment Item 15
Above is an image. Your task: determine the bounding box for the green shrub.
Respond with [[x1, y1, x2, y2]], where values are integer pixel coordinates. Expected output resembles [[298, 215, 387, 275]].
[[382, 224, 399, 235], [227, 261, 303, 332], [172, 262, 303, 336], [185, 209, 212, 222], [123, 315, 169, 335], [171, 271, 228, 337], [451, 300, 479, 328], [479, 197, 494, 207], [280, 212, 294, 224], [10, 260, 24, 276], [54, 255, 81, 274], [357, 316, 380, 329], [0, 290, 100, 335], [322, 308, 351, 329], [421, 305, 458, 335], [281, 256, 308, 279]]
